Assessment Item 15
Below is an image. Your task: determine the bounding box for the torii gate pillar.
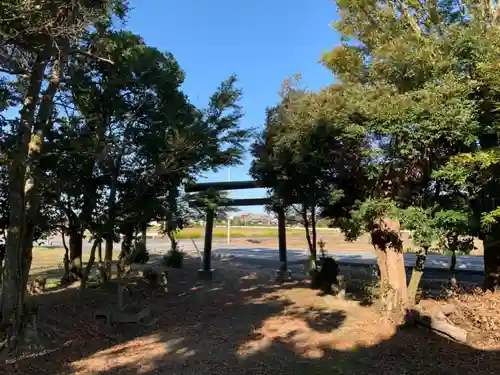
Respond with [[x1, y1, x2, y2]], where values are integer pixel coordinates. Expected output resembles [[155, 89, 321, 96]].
[[276, 206, 291, 281]]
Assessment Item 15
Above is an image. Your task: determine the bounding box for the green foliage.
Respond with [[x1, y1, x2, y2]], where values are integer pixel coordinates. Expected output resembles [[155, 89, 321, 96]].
[[186, 190, 231, 216], [338, 199, 400, 241], [399, 206, 474, 255], [251, 82, 370, 256], [0, 1, 252, 337], [400, 207, 442, 250], [29, 27, 249, 245], [249, 2, 500, 291], [433, 210, 476, 256], [481, 207, 500, 230]]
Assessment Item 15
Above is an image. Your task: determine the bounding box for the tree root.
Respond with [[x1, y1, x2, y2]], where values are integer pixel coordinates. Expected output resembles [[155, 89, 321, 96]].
[[405, 303, 469, 343], [4, 340, 72, 364]]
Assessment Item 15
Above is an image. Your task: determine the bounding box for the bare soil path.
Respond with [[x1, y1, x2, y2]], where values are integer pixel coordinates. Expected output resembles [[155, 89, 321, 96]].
[[4, 259, 499, 375]]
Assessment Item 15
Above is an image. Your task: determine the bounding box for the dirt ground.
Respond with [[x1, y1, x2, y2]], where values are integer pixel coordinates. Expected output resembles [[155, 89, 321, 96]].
[[3, 256, 499, 375]]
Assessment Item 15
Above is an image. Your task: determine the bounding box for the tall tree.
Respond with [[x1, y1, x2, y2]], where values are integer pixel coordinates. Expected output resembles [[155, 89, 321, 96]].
[[251, 81, 368, 271], [315, 0, 500, 314], [0, 0, 128, 348]]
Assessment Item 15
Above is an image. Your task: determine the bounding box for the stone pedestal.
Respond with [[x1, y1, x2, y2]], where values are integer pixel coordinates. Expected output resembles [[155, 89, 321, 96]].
[[197, 268, 215, 280], [95, 305, 151, 325], [275, 269, 292, 282]]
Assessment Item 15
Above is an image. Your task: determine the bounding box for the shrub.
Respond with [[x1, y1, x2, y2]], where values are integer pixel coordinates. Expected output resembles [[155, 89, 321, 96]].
[[311, 257, 340, 294], [163, 248, 184, 268]]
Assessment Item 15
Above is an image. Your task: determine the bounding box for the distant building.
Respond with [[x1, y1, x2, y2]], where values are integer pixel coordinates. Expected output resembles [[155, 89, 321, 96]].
[[236, 213, 277, 225]]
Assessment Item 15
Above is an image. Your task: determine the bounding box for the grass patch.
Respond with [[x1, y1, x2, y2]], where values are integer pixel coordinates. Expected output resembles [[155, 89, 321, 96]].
[[46, 278, 60, 289], [35, 246, 57, 252], [174, 227, 305, 239]]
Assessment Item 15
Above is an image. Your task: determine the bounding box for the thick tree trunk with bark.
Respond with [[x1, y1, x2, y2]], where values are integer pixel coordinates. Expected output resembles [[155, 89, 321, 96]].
[[104, 235, 114, 280], [140, 224, 147, 248], [1, 47, 65, 350], [450, 250, 458, 288], [121, 231, 134, 258], [117, 230, 133, 278], [483, 235, 500, 290], [371, 218, 408, 319], [1, 50, 50, 346], [104, 147, 125, 280], [103, 166, 120, 280], [22, 51, 65, 286]]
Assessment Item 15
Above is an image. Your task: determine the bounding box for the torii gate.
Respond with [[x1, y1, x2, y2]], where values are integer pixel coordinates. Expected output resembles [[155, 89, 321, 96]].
[[184, 180, 290, 280]]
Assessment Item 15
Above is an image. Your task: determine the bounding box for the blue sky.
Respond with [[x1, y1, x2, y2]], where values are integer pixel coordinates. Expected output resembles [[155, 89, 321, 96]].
[[128, 1, 339, 213]]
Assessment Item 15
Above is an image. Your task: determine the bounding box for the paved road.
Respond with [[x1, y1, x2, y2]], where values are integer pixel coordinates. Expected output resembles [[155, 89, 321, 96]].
[[42, 237, 484, 273]]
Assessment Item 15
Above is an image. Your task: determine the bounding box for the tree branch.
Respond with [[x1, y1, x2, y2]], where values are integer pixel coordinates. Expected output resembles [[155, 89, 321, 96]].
[[0, 66, 27, 76], [71, 49, 115, 65]]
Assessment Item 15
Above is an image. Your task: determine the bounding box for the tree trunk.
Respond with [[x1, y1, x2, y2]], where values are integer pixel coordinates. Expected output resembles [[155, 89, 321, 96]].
[[81, 240, 100, 290], [0, 241, 5, 288], [483, 235, 500, 290], [121, 231, 134, 258], [302, 207, 316, 271], [1, 50, 50, 345], [371, 218, 408, 318], [167, 230, 177, 251], [104, 164, 120, 280], [311, 206, 317, 259], [69, 228, 83, 279], [97, 241, 106, 283], [141, 225, 147, 246], [98, 240, 103, 263], [407, 247, 428, 306], [61, 231, 71, 283], [22, 51, 65, 290], [104, 149, 124, 280], [450, 250, 457, 288], [117, 230, 133, 278], [104, 237, 114, 280]]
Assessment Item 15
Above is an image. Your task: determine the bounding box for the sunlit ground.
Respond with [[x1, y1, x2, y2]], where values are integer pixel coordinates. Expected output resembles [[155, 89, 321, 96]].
[[9, 257, 500, 375]]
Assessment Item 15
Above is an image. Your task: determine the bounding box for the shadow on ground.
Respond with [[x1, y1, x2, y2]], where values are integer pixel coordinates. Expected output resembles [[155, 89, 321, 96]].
[[3, 258, 499, 375]]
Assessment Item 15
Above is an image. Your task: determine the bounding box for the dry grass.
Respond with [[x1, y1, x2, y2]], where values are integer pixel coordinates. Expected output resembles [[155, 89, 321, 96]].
[[435, 287, 500, 349], [4, 257, 499, 375]]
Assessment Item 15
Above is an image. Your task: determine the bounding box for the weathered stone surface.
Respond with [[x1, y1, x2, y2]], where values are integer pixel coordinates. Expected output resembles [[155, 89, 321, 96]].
[[95, 305, 151, 325], [197, 269, 215, 280]]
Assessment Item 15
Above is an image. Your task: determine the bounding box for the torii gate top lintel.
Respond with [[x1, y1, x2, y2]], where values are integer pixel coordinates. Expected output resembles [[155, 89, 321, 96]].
[[185, 180, 270, 193], [190, 179, 290, 280]]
